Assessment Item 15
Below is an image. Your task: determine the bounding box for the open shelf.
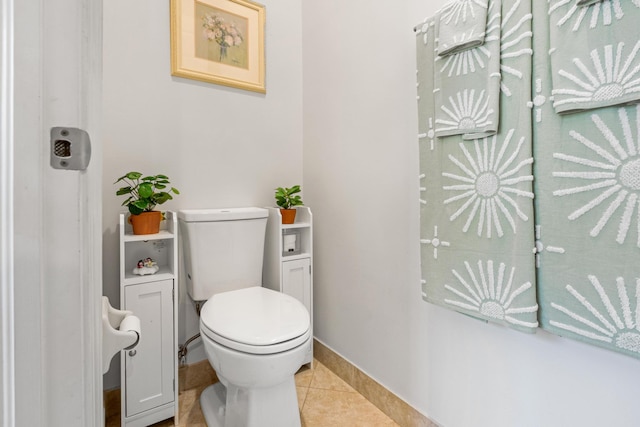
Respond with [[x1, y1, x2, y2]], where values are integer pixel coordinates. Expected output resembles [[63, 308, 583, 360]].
[[122, 230, 174, 242], [119, 212, 177, 286], [282, 222, 311, 230], [281, 252, 312, 261], [123, 267, 174, 286]]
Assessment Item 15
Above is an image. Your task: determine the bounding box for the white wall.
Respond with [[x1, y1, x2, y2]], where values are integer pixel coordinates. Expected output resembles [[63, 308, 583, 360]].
[[303, 1, 640, 427], [101, 0, 303, 389]]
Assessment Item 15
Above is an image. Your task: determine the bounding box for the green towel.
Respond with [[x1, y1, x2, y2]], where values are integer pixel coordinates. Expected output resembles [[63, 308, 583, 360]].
[[577, 0, 605, 6], [534, 0, 640, 359], [434, 0, 502, 140], [437, 0, 489, 57], [548, 0, 640, 114], [417, 0, 640, 359], [417, 0, 538, 333]]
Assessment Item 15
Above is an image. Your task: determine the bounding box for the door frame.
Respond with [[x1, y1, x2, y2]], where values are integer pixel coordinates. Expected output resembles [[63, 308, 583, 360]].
[[0, 0, 15, 425], [7, 0, 104, 425]]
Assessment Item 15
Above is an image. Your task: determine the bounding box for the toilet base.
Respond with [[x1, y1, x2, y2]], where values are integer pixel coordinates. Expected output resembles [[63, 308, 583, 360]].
[[200, 378, 301, 427], [200, 383, 226, 427]]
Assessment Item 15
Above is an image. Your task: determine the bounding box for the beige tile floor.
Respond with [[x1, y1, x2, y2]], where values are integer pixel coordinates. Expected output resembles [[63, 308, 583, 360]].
[[107, 359, 398, 427]]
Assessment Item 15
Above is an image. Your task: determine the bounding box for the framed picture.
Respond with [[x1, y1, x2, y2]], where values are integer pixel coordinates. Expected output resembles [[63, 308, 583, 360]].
[[170, 0, 266, 93]]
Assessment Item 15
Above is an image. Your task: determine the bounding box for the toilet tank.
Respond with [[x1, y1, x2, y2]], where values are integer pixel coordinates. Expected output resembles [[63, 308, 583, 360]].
[[178, 207, 268, 301]]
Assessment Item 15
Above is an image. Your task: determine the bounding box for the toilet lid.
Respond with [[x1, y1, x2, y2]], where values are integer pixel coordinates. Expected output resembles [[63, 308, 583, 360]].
[[200, 287, 310, 354]]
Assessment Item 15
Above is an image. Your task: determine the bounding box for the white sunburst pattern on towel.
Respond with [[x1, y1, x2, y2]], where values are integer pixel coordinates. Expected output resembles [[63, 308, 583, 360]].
[[527, 78, 548, 123], [444, 259, 538, 328], [421, 226, 451, 260], [440, 0, 488, 25], [435, 89, 494, 134], [498, 0, 533, 97], [552, 41, 640, 109], [553, 105, 640, 248], [437, 1, 500, 77], [416, 17, 434, 46], [419, 173, 427, 206], [437, 0, 532, 94], [534, 225, 565, 269], [550, 275, 640, 354], [549, 0, 640, 32], [418, 117, 436, 151], [443, 129, 534, 238]]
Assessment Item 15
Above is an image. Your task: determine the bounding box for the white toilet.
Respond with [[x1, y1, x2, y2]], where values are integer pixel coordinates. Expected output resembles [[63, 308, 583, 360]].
[[178, 207, 311, 427]]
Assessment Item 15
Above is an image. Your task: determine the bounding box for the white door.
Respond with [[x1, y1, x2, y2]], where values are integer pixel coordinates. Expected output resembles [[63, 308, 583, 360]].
[[123, 280, 174, 418], [8, 0, 104, 426], [282, 258, 312, 313]]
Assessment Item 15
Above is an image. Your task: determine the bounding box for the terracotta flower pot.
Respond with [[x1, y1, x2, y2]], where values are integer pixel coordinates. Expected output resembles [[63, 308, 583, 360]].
[[129, 211, 162, 235], [280, 208, 296, 224]]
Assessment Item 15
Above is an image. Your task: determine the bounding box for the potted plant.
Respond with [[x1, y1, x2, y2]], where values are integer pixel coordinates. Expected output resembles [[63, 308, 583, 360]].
[[115, 172, 180, 235], [275, 185, 303, 224]]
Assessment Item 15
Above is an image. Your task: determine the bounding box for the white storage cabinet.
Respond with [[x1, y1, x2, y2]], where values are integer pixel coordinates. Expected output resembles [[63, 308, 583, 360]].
[[263, 206, 313, 365], [119, 212, 178, 427]]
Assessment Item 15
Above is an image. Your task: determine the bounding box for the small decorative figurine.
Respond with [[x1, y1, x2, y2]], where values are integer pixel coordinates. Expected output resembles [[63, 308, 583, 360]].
[[132, 257, 159, 276]]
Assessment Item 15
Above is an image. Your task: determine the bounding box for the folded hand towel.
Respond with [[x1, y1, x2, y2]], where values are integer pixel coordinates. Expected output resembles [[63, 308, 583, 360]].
[[549, 0, 640, 114], [434, 0, 501, 140], [437, 0, 489, 57]]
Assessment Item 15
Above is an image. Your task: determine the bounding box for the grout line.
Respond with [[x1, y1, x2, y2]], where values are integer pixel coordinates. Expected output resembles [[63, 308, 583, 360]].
[[299, 386, 309, 410]]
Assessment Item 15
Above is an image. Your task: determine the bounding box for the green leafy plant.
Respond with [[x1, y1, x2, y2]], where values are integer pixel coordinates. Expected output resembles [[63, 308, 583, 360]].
[[115, 172, 180, 215], [275, 185, 304, 210]]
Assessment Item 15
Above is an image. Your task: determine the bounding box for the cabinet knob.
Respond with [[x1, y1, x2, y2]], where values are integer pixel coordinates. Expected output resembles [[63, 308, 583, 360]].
[[128, 349, 137, 357]]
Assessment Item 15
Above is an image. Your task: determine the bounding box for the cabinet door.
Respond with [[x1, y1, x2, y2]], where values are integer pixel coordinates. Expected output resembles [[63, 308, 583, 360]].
[[123, 279, 174, 417], [282, 258, 311, 313]]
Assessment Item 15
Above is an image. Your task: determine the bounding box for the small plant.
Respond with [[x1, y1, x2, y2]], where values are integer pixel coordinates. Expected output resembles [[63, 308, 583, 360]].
[[115, 172, 180, 215], [275, 185, 303, 210]]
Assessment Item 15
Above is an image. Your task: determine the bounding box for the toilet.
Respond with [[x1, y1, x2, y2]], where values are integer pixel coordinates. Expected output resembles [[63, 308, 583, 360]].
[[178, 207, 311, 427]]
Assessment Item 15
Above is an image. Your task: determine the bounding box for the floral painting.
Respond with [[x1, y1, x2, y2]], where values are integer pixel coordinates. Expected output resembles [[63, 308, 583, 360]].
[[195, 2, 249, 69], [171, 0, 265, 93]]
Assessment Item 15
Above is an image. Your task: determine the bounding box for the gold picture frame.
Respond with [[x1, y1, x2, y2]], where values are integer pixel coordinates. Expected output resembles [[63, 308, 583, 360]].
[[170, 0, 266, 93]]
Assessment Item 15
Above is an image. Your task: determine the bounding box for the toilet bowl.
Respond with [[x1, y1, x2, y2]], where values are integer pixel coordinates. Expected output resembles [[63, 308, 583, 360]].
[[178, 208, 311, 427], [199, 286, 310, 427]]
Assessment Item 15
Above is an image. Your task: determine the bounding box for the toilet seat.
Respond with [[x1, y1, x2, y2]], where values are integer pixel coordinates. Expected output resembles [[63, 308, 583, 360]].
[[200, 287, 310, 355]]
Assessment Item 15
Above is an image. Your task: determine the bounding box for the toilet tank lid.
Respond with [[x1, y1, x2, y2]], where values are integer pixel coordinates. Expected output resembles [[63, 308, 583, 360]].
[[178, 207, 268, 222]]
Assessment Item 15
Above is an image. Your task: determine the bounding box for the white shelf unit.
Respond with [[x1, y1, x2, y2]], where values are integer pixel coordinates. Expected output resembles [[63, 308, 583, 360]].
[[119, 211, 178, 427], [263, 206, 313, 365]]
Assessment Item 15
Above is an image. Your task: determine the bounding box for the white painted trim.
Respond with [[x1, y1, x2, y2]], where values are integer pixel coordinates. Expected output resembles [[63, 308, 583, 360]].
[[0, 0, 15, 425], [80, 0, 104, 424], [12, 1, 44, 424], [40, 0, 104, 424], [25, 0, 103, 424]]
